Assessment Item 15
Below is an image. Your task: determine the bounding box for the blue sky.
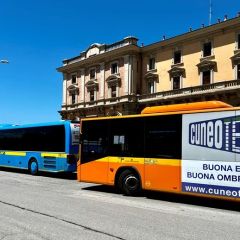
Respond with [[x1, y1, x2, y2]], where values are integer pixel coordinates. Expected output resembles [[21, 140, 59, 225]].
[[0, 0, 240, 124]]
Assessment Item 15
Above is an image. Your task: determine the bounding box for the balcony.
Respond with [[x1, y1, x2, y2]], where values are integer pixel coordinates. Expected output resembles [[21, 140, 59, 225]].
[[61, 80, 240, 112], [61, 94, 138, 110], [138, 80, 240, 103]]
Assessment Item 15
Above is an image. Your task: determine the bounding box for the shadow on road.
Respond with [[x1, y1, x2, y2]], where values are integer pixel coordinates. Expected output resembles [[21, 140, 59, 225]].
[[0, 167, 77, 180], [1, 167, 239, 211], [82, 184, 240, 212]]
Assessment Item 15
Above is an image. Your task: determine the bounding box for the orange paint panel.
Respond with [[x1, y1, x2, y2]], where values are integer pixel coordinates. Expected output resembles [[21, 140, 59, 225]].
[[79, 160, 109, 184], [141, 101, 232, 114], [144, 165, 181, 192]]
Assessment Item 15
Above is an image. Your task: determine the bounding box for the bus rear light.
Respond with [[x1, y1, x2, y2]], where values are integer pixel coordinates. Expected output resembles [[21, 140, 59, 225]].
[[67, 154, 77, 164]]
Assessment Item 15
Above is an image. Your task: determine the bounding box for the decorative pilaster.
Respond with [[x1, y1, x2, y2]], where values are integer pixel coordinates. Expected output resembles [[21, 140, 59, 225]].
[[124, 55, 130, 94], [62, 73, 67, 106], [99, 63, 105, 99], [80, 69, 85, 102]]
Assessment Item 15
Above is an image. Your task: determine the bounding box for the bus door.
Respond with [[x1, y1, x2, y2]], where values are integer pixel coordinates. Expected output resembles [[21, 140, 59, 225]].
[[108, 118, 145, 185], [144, 115, 182, 192], [79, 120, 109, 184]]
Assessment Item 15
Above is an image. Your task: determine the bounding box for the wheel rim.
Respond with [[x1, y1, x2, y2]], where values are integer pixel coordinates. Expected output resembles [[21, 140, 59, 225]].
[[124, 175, 139, 191], [30, 162, 37, 174]]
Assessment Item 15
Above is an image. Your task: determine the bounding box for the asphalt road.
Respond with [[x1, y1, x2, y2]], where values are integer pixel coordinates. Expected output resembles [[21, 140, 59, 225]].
[[0, 168, 240, 240]]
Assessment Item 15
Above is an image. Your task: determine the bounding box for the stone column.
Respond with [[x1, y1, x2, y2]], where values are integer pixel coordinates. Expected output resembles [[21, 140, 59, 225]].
[[129, 55, 133, 94], [99, 63, 105, 99], [80, 69, 85, 102], [124, 55, 130, 95], [62, 73, 67, 106]]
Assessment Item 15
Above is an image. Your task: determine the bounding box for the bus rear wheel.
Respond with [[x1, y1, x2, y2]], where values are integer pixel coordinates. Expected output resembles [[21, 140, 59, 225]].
[[28, 158, 38, 175], [118, 169, 141, 196]]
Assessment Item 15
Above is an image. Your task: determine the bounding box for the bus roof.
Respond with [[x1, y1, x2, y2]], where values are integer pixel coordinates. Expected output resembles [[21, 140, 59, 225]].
[[141, 101, 232, 114], [81, 101, 239, 122], [0, 120, 72, 130]]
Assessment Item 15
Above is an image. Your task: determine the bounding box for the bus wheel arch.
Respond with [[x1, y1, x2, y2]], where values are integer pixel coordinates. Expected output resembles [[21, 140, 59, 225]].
[[115, 167, 142, 196], [28, 157, 38, 175]]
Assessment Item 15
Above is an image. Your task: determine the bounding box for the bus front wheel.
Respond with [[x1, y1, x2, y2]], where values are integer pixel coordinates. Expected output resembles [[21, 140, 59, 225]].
[[118, 169, 141, 196], [28, 158, 38, 175]]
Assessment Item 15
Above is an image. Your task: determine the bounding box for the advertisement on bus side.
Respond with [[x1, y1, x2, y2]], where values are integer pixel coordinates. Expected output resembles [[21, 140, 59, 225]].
[[182, 111, 240, 198], [70, 123, 80, 145]]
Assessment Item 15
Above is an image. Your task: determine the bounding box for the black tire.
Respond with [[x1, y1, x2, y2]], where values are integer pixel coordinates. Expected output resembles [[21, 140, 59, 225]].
[[28, 158, 38, 175], [118, 169, 141, 196]]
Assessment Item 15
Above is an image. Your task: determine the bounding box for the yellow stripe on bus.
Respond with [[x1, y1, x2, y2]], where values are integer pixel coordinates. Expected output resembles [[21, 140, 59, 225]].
[[93, 157, 180, 166], [0, 152, 67, 158], [5, 151, 26, 156], [145, 158, 181, 166], [41, 153, 67, 158]]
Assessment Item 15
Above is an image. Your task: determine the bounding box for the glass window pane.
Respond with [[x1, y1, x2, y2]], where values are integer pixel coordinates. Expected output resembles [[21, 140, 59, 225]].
[[90, 69, 95, 79], [203, 42, 212, 57], [202, 70, 211, 85], [237, 64, 240, 79], [145, 115, 182, 159], [173, 76, 180, 89], [174, 51, 181, 64], [72, 75, 77, 84], [81, 120, 108, 163], [111, 63, 118, 74], [149, 58, 155, 70], [72, 94, 76, 104], [0, 126, 65, 152], [238, 34, 240, 49]]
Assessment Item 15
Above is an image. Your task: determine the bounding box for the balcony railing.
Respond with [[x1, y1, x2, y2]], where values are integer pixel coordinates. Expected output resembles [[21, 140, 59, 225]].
[[62, 80, 240, 110], [62, 94, 138, 110], [138, 79, 240, 102]]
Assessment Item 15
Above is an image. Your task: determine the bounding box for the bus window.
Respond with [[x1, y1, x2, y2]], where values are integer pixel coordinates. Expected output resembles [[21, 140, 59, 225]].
[[108, 118, 144, 157], [145, 115, 182, 159], [81, 120, 108, 163]]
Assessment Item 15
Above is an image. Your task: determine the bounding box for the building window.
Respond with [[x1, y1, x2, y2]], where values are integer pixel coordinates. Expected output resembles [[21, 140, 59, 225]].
[[173, 51, 181, 64], [71, 74, 77, 84], [149, 58, 155, 70], [111, 86, 117, 98], [111, 63, 118, 74], [71, 94, 76, 104], [147, 81, 155, 94], [173, 76, 181, 89], [202, 70, 211, 85], [238, 34, 240, 49], [203, 42, 212, 57], [90, 69, 96, 79], [237, 64, 240, 79], [90, 90, 95, 101]]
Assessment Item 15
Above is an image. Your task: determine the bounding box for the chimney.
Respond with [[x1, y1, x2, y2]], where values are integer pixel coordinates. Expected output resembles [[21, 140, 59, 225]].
[[217, 18, 221, 23], [201, 23, 205, 28], [224, 15, 228, 21]]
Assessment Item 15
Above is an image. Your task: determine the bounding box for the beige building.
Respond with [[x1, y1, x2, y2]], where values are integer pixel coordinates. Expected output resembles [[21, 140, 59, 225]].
[[57, 16, 240, 120]]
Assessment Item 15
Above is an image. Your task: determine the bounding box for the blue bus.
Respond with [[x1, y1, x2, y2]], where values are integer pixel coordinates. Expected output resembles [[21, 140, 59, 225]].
[[0, 121, 80, 174]]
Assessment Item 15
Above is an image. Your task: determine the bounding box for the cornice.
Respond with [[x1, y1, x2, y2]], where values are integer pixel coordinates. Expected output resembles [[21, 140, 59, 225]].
[[57, 45, 140, 73], [142, 17, 240, 53]]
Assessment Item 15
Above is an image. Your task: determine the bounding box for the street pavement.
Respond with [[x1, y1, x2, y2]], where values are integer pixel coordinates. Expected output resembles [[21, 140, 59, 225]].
[[0, 168, 239, 240]]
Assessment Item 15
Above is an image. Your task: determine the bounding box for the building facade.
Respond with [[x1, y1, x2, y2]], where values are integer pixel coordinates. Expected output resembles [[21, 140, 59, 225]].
[[58, 16, 240, 120]]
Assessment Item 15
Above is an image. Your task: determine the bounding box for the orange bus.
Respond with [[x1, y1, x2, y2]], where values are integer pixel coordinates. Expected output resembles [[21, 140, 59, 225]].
[[77, 101, 240, 200]]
